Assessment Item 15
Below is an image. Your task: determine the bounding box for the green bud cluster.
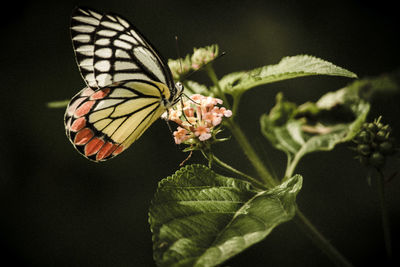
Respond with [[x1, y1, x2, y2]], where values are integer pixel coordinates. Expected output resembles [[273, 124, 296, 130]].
[[353, 117, 396, 168]]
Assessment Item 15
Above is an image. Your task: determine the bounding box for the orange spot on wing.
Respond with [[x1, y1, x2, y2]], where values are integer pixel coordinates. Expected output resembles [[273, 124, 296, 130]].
[[66, 97, 86, 117], [74, 128, 94, 145], [96, 142, 116, 161], [85, 138, 105, 156], [75, 100, 95, 117], [112, 145, 124, 156], [91, 88, 111, 100], [70, 117, 86, 132]]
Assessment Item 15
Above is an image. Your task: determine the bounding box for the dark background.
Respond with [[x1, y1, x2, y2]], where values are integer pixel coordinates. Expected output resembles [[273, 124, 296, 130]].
[[1, 0, 399, 266]]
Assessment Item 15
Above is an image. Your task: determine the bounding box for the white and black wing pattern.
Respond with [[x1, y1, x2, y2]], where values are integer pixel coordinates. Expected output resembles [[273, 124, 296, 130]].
[[70, 7, 103, 88], [92, 12, 175, 90], [66, 7, 182, 162]]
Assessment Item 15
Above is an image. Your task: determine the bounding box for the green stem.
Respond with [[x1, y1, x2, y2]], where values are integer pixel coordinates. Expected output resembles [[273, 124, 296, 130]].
[[213, 155, 352, 267], [205, 64, 276, 187], [47, 99, 69, 108], [226, 120, 277, 187], [231, 92, 242, 120], [212, 155, 267, 190], [294, 209, 354, 267], [285, 152, 302, 179], [205, 64, 231, 110], [377, 169, 392, 259], [227, 116, 353, 266], [204, 63, 352, 266], [226, 121, 353, 267]]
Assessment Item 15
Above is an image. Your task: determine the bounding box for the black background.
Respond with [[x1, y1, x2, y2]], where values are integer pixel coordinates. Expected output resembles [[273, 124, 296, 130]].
[[1, 0, 399, 266]]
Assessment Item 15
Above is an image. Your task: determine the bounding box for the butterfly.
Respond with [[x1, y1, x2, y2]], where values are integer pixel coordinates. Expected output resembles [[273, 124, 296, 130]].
[[64, 7, 184, 162]]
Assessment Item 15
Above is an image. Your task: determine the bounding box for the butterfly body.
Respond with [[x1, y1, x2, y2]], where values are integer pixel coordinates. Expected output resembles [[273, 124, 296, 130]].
[[65, 7, 183, 161]]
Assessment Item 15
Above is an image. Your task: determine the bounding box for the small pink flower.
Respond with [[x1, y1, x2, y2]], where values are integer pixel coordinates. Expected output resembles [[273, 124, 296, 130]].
[[167, 93, 232, 145], [173, 127, 189, 144], [183, 106, 195, 117], [190, 94, 202, 102], [215, 98, 223, 105], [202, 112, 214, 124], [212, 116, 222, 126], [169, 109, 182, 124], [194, 125, 212, 141], [223, 109, 232, 117], [181, 116, 197, 128], [204, 97, 216, 107]]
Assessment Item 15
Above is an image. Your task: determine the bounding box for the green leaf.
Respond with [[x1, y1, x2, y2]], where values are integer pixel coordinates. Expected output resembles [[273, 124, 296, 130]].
[[260, 80, 371, 178], [149, 164, 302, 267], [219, 55, 357, 96], [46, 100, 69, 108]]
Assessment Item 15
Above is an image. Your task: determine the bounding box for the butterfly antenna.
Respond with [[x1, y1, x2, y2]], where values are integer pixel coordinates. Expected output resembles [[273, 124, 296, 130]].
[[175, 36, 183, 74], [182, 92, 200, 105]]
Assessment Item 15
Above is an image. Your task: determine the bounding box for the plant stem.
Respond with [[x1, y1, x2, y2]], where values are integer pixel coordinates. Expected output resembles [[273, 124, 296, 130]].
[[226, 120, 278, 187], [227, 117, 353, 266], [204, 63, 352, 266], [285, 154, 299, 179], [212, 155, 268, 189], [230, 92, 243, 120], [205, 65, 276, 187], [47, 99, 70, 108], [294, 209, 354, 267], [205, 64, 231, 110], [377, 169, 392, 259]]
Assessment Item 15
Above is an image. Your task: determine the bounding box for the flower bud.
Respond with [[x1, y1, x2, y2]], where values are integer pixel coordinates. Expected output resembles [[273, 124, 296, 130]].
[[356, 131, 371, 143], [352, 116, 396, 169], [367, 122, 378, 132], [369, 152, 385, 168], [376, 130, 387, 142], [357, 144, 370, 156]]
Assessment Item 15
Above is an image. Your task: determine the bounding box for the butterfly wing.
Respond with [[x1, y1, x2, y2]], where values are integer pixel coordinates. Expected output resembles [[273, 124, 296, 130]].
[[92, 11, 175, 92], [65, 80, 171, 162], [70, 7, 103, 88], [67, 7, 177, 161], [70, 7, 175, 92]]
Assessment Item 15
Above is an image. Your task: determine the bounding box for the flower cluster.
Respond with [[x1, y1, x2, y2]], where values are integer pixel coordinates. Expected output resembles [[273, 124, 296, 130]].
[[191, 44, 219, 70], [167, 44, 219, 80], [353, 117, 396, 168], [164, 94, 232, 147]]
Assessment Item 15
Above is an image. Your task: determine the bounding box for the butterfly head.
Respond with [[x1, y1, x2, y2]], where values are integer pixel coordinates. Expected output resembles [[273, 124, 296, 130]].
[[172, 81, 184, 105]]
